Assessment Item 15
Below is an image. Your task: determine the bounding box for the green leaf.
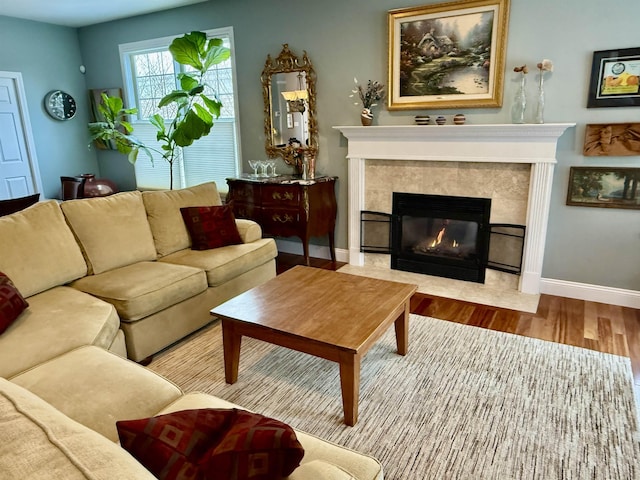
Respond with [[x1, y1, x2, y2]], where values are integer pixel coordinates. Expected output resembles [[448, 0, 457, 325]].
[[104, 94, 123, 116], [192, 103, 213, 124], [178, 73, 199, 92], [201, 95, 222, 118], [204, 44, 230, 70], [149, 114, 165, 133], [158, 91, 189, 108], [127, 148, 139, 165], [189, 85, 205, 96], [120, 121, 133, 134], [173, 109, 211, 146], [169, 32, 205, 71]]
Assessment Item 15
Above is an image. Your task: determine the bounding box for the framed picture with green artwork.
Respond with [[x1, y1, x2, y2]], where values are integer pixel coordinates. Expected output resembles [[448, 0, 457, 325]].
[[566, 167, 640, 209], [387, 0, 511, 110]]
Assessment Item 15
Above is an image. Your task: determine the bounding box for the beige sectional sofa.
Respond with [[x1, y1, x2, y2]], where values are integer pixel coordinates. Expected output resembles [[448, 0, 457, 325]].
[[0, 181, 276, 366], [0, 183, 384, 479]]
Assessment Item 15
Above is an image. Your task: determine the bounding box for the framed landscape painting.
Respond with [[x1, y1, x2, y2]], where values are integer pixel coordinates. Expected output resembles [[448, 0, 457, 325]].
[[567, 167, 640, 210], [387, 0, 511, 110]]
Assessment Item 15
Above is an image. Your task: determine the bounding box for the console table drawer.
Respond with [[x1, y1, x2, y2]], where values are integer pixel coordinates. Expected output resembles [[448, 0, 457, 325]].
[[262, 186, 300, 206]]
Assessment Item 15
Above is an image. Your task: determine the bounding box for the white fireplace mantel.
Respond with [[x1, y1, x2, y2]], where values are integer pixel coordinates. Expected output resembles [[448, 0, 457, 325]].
[[333, 123, 575, 295]]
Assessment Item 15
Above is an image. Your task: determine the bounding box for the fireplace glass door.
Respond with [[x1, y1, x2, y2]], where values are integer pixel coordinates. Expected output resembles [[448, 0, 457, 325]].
[[391, 193, 491, 283]]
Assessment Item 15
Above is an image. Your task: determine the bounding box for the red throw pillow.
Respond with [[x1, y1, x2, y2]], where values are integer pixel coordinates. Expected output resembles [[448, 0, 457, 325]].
[[0, 272, 29, 334], [180, 205, 243, 250], [117, 408, 305, 480]]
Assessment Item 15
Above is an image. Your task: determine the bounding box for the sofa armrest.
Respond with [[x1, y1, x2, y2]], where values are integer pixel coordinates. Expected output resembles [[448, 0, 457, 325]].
[[235, 218, 263, 243]]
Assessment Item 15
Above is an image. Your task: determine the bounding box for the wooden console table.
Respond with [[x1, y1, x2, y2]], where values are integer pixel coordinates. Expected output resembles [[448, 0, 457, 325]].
[[226, 176, 337, 265]]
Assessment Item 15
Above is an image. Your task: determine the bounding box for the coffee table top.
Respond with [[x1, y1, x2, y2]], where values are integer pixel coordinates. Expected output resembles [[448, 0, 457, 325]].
[[211, 266, 417, 352]]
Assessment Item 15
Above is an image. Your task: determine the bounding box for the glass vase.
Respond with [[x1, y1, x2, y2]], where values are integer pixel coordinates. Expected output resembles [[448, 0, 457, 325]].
[[534, 75, 545, 124], [511, 75, 527, 124]]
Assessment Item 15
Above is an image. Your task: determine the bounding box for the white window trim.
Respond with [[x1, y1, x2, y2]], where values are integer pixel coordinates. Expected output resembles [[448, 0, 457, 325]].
[[117, 27, 242, 191]]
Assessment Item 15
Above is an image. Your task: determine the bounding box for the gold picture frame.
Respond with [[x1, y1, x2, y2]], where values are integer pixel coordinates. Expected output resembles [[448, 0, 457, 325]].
[[387, 0, 511, 110]]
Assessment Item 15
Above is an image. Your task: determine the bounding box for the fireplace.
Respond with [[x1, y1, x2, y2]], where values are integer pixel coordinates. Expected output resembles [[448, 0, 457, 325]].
[[334, 123, 575, 294], [391, 193, 491, 283]]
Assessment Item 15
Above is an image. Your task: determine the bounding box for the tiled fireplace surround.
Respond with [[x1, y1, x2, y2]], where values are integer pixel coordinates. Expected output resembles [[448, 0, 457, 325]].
[[334, 124, 575, 307]]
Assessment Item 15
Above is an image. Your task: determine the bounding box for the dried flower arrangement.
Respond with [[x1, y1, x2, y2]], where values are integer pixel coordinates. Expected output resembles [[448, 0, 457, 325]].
[[350, 78, 385, 111]]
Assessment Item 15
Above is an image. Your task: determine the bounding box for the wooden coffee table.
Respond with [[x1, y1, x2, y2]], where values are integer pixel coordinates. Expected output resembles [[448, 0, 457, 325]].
[[210, 266, 417, 426]]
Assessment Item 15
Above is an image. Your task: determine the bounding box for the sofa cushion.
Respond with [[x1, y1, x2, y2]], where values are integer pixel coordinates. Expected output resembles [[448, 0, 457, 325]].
[[0, 200, 87, 297], [180, 204, 243, 250], [117, 408, 304, 480], [142, 182, 222, 257], [0, 286, 120, 378], [0, 272, 29, 335], [160, 238, 277, 287], [61, 191, 157, 275], [70, 261, 207, 321], [0, 378, 156, 480], [10, 346, 183, 442], [158, 393, 384, 480]]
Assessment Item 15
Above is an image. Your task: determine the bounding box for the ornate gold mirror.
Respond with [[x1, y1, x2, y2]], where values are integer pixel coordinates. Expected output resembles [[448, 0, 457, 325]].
[[262, 44, 318, 170]]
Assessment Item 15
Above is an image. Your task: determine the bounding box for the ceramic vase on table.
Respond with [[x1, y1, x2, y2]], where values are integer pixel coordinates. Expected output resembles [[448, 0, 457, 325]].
[[80, 174, 118, 197], [360, 108, 373, 126]]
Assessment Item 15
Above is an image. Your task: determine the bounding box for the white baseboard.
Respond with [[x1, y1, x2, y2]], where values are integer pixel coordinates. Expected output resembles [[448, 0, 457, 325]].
[[276, 240, 640, 309], [540, 278, 640, 309]]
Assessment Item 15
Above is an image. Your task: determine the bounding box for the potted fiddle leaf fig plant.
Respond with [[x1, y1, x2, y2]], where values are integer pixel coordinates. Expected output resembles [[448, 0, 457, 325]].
[[88, 31, 231, 189]]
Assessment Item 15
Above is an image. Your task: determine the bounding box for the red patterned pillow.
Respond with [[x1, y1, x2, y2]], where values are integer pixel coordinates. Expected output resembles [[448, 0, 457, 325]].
[[180, 205, 243, 250], [0, 272, 29, 334], [117, 408, 305, 480]]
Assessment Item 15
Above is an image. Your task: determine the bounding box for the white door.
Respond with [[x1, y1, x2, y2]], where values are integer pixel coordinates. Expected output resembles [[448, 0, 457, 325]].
[[0, 72, 43, 200]]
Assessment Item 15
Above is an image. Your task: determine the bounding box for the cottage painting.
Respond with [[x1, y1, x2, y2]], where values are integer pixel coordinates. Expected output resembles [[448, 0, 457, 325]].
[[388, 0, 510, 110], [399, 12, 493, 97]]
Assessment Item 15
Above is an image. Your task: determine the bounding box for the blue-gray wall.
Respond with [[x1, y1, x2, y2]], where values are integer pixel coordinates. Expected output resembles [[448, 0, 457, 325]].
[[3, 0, 639, 291], [0, 16, 98, 199]]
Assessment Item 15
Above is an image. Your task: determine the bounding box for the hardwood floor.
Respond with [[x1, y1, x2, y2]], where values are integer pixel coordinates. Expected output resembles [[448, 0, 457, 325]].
[[276, 252, 640, 393]]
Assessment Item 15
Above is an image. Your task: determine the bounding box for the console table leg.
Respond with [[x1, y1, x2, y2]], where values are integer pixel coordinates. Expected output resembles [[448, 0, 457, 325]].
[[221, 320, 242, 384], [339, 352, 361, 426], [328, 230, 336, 262]]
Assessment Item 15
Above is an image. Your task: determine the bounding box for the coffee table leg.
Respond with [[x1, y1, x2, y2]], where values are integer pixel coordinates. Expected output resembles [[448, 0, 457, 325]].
[[339, 352, 361, 426], [221, 320, 241, 384], [394, 300, 410, 356]]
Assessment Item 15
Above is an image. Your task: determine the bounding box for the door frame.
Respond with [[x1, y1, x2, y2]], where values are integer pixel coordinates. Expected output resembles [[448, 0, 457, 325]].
[[0, 71, 44, 198]]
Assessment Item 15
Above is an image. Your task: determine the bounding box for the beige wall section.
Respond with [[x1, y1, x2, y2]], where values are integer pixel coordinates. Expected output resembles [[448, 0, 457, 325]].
[[365, 160, 530, 225]]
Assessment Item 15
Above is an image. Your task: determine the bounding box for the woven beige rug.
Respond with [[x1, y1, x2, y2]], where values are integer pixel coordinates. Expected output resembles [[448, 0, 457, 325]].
[[149, 315, 640, 479]]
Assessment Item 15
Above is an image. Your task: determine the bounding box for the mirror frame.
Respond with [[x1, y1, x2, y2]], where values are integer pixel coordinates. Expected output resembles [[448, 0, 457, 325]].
[[262, 44, 318, 167]]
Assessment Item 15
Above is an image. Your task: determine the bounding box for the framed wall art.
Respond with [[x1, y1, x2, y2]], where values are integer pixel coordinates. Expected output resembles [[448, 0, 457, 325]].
[[583, 123, 640, 156], [566, 167, 640, 210], [387, 0, 511, 110], [587, 47, 640, 108]]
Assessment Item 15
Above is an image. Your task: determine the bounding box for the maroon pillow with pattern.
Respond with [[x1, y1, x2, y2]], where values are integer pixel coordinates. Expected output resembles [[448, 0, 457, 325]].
[[0, 272, 29, 334], [117, 408, 305, 480], [180, 205, 243, 250]]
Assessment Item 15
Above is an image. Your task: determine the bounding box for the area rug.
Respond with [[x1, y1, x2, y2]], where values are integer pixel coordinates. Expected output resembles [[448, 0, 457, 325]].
[[148, 315, 640, 479]]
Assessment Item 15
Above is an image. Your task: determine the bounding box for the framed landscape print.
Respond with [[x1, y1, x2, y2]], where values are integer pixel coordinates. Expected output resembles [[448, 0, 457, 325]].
[[587, 47, 640, 108], [567, 167, 640, 210], [387, 0, 511, 110]]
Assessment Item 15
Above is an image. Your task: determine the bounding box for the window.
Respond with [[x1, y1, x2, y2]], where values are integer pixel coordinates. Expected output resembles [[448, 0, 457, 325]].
[[119, 27, 240, 191]]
